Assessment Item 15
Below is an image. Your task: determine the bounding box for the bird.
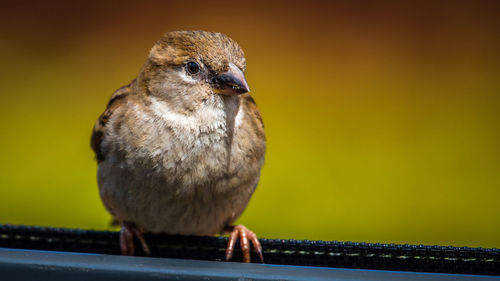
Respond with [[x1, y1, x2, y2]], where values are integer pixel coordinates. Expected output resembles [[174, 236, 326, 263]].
[[90, 30, 266, 263]]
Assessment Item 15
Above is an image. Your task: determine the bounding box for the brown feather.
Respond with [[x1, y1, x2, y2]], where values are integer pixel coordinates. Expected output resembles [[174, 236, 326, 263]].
[[91, 31, 266, 249], [90, 83, 132, 162]]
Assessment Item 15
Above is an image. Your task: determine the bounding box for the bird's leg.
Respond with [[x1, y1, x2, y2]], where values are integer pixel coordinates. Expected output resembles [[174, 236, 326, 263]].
[[224, 224, 263, 263], [119, 221, 151, 256], [120, 223, 134, 256]]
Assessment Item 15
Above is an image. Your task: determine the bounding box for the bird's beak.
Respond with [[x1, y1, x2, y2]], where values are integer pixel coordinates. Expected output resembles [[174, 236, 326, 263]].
[[211, 63, 250, 95]]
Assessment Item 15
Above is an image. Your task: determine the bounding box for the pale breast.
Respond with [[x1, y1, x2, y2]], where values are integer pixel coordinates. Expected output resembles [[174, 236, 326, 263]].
[[97, 94, 264, 235]]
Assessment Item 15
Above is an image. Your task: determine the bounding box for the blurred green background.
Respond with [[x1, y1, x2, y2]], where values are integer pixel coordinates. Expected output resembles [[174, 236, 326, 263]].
[[1, 0, 499, 248]]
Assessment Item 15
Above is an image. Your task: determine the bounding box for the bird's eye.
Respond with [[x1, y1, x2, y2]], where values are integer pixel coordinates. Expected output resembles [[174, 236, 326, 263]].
[[185, 61, 200, 75]]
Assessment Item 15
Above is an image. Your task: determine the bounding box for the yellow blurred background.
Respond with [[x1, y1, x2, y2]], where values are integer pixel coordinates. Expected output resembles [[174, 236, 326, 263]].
[[1, 0, 499, 248]]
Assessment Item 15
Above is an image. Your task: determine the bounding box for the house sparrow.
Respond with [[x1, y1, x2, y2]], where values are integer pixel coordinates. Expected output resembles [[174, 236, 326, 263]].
[[91, 31, 266, 263]]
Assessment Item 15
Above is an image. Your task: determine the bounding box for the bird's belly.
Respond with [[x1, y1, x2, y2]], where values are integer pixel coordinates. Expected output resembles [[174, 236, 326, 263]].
[[98, 99, 265, 235], [97, 138, 259, 235]]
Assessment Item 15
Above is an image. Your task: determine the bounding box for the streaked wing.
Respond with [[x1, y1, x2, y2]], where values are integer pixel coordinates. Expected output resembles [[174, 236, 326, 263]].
[[91, 83, 132, 162]]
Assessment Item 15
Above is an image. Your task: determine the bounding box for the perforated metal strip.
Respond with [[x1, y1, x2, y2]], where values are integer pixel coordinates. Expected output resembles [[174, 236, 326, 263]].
[[0, 224, 498, 275]]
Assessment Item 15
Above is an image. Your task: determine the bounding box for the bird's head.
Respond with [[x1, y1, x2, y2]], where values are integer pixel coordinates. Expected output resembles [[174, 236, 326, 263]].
[[138, 31, 249, 112]]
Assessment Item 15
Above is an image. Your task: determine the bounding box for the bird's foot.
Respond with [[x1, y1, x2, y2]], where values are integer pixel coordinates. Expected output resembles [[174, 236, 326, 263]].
[[120, 221, 151, 256], [224, 224, 263, 263]]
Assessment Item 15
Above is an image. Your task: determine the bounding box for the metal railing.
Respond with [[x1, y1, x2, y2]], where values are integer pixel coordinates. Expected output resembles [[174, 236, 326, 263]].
[[0, 224, 498, 276]]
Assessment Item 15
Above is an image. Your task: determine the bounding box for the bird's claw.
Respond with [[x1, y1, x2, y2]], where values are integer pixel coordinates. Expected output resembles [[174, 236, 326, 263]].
[[120, 221, 151, 256], [225, 224, 263, 263]]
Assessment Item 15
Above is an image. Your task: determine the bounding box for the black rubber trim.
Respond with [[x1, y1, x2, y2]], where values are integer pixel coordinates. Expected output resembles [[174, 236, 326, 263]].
[[0, 224, 498, 275]]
